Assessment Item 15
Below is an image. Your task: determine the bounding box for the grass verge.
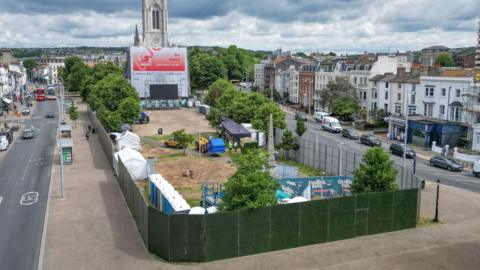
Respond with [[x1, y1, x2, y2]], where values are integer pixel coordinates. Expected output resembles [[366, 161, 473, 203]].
[[278, 158, 326, 177], [417, 216, 443, 227]]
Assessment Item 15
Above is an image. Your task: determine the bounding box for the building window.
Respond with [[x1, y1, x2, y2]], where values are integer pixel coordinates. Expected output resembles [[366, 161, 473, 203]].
[[440, 105, 445, 115], [385, 91, 388, 100], [385, 82, 389, 88], [152, 10, 160, 29], [411, 94, 416, 104], [424, 103, 433, 117], [363, 92, 367, 100], [425, 87, 434, 97], [397, 93, 401, 101], [398, 83, 402, 88], [408, 106, 417, 116], [450, 107, 462, 122], [384, 104, 389, 112], [456, 89, 461, 97], [395, 105, 402, 114], [442, 88, 446, 96], [354, 77, 357, 85]]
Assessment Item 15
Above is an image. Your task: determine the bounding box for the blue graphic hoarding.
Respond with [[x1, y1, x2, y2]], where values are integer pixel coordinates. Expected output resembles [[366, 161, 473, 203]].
[[277, 176, 353, 199]]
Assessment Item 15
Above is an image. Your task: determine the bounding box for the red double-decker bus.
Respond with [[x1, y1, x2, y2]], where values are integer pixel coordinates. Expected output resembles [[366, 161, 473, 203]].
[[35, 87, 46, 101]]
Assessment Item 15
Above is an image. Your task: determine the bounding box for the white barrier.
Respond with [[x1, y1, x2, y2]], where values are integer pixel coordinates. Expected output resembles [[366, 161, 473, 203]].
[[453, 147, 480, 163], [431, 141, 442, 154]]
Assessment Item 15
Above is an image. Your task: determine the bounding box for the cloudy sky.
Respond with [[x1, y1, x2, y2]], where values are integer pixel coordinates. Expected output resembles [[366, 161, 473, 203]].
[[0, 0, 479, 53]]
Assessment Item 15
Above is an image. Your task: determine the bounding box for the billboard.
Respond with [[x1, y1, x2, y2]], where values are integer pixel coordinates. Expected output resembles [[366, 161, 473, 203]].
[[277, 176, 353, 200], [130, 47, 189, 99]]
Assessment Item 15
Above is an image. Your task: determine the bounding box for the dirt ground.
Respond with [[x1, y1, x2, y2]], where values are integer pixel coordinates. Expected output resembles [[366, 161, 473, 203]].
[[133, 108, 216, 137], [154, 155, 236, 206], [140, 143, 176, 158]]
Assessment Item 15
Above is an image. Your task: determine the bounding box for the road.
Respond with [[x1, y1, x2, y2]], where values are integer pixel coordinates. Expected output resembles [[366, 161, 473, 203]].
[[285, 114, 480, 193], [0, 100, 58, 270]]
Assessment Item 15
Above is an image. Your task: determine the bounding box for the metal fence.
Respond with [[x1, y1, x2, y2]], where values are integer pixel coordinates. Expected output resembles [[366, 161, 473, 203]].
[[275, 128, 421, 190], [88, 106, 114, 163]]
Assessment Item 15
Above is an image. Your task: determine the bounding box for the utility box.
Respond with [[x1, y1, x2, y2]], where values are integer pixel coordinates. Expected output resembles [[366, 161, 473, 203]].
[[60, 138, 73, 165], [60, 125, 72, 139]]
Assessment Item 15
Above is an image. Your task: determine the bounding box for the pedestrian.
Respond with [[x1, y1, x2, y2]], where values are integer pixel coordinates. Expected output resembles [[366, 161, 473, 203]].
[[413, 158, 417, 174], [441, 146, 446, 156], [85, 131, 90, 141], [88, 125, 92, 133]]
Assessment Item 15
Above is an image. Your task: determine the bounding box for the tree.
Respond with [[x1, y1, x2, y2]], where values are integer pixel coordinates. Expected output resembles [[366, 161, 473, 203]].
[[171, 129, 195, 154], [189, 51, 227, 90], [436, 53, 454, 67], [277, 130, 299, 160], [23, 58, 37, 82], [118, 97, 141, 125], [221, 148, 279, 210], [251, 102, 286, 132], [351, 147, 399, 194], [97, 108, 122, 132], [88, 74, 139, 112], [296, 118, 307, 137], [204, 79, 237, 107], [294, 52, 308, 58], [262, 88, 282, 101], [320, 77, 357, 111], [207, 107, 223, 127], [68, 101, 79, 128], [92, 62, 123, 83], [66, 61, 89, 93], [331, 98, 359, 121], [62, 56, 84, 87]]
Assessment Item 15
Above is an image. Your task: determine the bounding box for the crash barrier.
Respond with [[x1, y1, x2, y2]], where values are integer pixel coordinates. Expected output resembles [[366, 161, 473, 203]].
[[275, 128, 422, 190], [92, 109, 420, 262]]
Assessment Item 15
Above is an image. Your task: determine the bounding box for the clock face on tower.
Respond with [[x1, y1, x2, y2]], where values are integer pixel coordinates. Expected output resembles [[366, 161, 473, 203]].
[[152, 36, 161, 46]]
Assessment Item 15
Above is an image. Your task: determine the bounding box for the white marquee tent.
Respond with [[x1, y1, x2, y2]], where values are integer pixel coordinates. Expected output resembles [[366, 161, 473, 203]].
[[116, 131, 141, 152], [113, 147, 148, 181]]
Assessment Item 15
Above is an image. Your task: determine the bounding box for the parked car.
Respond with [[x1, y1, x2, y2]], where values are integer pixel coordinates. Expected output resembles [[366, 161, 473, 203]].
[[322, 116, 342, 133], [0, 129, 13, 144], [341, 128, 359, 140], [295, 112, 308, 122], [21, 127, 35, 139], [0, 135, 9, 151], [46, 112, 56, 118], [429, 156, 463, 172], [473, 160, 480, 177], [21, 107, 30, 116], [360, 134, 382, 147], [164, 140, 181, 149], [314, 111, 330, 122], [389, 143, 416, 158]]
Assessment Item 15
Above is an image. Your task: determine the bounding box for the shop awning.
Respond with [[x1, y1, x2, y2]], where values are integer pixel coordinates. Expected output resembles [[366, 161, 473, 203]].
[[2, 98, 12, 104]]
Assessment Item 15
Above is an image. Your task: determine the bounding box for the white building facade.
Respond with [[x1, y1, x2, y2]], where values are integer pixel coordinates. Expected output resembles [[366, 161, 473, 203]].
[[254, 61, 267, 90], [287, 66, 299, 104]]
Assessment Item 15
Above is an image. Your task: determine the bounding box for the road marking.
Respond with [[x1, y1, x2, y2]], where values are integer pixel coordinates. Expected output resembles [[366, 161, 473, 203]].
[[20, 192, 39, 206], [0, 196, 3, 205]]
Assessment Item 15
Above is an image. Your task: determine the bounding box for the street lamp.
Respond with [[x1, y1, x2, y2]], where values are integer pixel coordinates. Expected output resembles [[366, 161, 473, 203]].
[[402, 85, 409, 178], [57, 98, 65, 199]]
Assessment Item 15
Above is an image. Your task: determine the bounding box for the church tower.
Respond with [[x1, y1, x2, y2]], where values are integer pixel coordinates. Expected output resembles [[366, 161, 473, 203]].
[[133, 25, 140, 46], [142, 0, 169, 47]]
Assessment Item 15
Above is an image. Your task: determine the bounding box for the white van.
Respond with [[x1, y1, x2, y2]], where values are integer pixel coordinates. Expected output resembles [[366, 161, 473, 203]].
[[322, 117, 342, 133], [0, 135, 9, 151], [314, 111, 330, 122], [473, 160, 480, 177]]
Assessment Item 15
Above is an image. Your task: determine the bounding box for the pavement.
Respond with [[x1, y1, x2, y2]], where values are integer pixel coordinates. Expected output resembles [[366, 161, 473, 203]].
[[0, 99, 58, 270], [41, 103, 480, 269]]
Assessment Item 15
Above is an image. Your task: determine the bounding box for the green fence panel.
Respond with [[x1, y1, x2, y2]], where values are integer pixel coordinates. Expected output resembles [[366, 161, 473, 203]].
[[393, 189, 418, 230], [328, 196, 355, 241], [354, 194, 369, 237], [187, 215, 207, 262], [298, 199, 329, 246], [238, 207, 271, 257], [367, 192, 394, 235], [169, 215, 206, 262], [270, 203, 300, 251], [205, 211, 238, 261], [148, 207, 170, 261]]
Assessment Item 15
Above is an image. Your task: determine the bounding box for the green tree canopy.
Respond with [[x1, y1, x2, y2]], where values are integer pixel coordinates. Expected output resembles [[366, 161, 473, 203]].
[[221, 148, 279, 210], [351, 147, 399, 194], [204, 79, 237, 107], [277, 129, 299, 151], [320, 77, 357, 111], [171, 129, 195, 154], [88, 74, 138, 112], [97, 107, 123, 132], [66, 61, 90, 93], [331, 98, 359, 121], [92, 62, 123, 83], [207, 107, 223, 127], [295, 118, 307, 137], [251, 102, 286, 132], [23, 58, 37, 71], [262, 88, 282, 101], [118, 97, 141, 124], [190, 50, 227, 90], [436, 53, 454, 67], [68, 101, 79, 127]]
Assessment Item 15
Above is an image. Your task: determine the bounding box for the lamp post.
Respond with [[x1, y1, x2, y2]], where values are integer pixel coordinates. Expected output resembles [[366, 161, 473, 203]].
[[402, 85, 409, 178], [57, 98, 64, 199], [434, 179, 440, 222]]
